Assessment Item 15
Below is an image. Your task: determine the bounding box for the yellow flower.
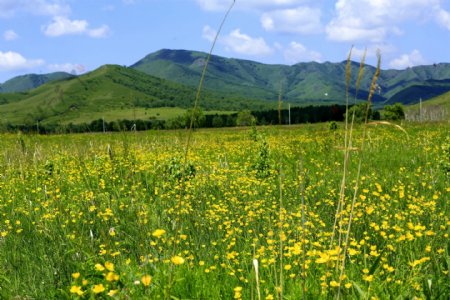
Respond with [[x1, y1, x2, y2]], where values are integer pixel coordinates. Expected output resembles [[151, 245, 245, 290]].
[[107, 289, 118, 297], [363, 274, 374, 282], [106, 272, 120, 282], [315, 252, 330, 264], [104, 261, 114, 271], [234, 286, 243, 292], [330, 280, 340, 287], [72, 272, 80, 279], [95, 263, 105, 272], [284, 264, 292, 271], [70, 285, 84, 296], [141, 274, 152, 287], [345, 282, 352, 289], [171, 256, 185, 265], [152, 229, 166, 238], [92, 284, 105, 294]]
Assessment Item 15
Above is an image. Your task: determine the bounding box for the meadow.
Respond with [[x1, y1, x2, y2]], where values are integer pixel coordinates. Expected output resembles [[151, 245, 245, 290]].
[[0, 122, 448, 299]]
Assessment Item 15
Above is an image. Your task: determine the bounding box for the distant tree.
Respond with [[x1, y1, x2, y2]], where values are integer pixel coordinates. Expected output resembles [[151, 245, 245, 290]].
[[345, 103, 374, 123], [184, 107, 206, 129], [383, 103, 405, 121], [236, 110, 256, 126], [212, 115, 224, 128]]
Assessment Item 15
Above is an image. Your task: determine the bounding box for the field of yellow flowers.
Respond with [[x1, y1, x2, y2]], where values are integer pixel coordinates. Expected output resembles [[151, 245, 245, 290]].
[[0, 123, 449, 299]]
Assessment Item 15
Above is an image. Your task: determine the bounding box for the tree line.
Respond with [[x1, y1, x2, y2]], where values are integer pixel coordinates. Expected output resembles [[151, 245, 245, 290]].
[[0, 103, 405, 134]]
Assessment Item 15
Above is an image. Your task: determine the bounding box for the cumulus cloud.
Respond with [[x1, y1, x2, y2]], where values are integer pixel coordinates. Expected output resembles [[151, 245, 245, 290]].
[[261, 6, 322, 34], [222, 29, 274, 56], [389, 50, 427, 69], [195, 0, 307, 11], [202, 26, 273, 56], [202, 25, 216, 42], [326, 0, 445, 42], [0, 0, 70, 18], [43, 16, 110, 38], [283, 42, 322, 63], [435, 7, 450, 30], [0, 51, 44, 71], [47, 63, 86, 74], [3, 30, 18, 41]]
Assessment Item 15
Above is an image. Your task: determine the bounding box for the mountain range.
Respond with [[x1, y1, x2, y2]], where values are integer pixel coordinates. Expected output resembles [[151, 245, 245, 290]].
[[1, 48, 450, 125]]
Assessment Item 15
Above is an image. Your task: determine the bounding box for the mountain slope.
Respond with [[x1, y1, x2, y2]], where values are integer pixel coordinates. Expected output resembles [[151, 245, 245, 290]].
[[0, 72, 74, 93], [131, 49, 450, 106], [405, 91, 450, 121], [0, 65, 271, 124]]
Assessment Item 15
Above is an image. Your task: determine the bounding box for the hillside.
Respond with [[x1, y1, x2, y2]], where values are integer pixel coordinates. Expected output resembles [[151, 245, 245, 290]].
[[0, 72, 74, 93], [405, 91, 450, 121], [0, 65, 272, 125], [131, 49, 450, 105]]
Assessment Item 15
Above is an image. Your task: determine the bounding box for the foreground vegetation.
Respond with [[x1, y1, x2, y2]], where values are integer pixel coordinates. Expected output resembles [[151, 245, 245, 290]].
[[0, 122, 449, 299]]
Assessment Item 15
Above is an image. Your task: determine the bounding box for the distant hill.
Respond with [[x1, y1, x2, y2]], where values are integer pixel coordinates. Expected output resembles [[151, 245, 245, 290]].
[[131, 49, 450, 106], [405, 91, 450, 121], [1, 49, 450, 126], [0, 72, 74, 93], [0, 65, 271, 125]]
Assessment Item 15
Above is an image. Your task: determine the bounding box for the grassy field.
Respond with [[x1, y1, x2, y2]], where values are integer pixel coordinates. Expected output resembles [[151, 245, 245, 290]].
[[0, 122, 449, 299], [42, 107, 235, 125]]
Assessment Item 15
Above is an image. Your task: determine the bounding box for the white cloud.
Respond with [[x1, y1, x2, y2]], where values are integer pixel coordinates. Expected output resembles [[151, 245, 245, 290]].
[[326, 0, 444, 42], [88, 25, 111, 38], [261, 6, 322, 34], [47, 63, 86, 74], [389, 50, 427, 69], [0, 0, 70, 18], [202, 26, 273, 56], [3, 30, 18, 41], [221, 29, 274, 56], [0, 51, 44, 71], [195, 0, 307, 11], [283, 42, 322, 63], [436, 8, 450, 30], [43, 16, 110, 38], [202, 25, 216, 42]]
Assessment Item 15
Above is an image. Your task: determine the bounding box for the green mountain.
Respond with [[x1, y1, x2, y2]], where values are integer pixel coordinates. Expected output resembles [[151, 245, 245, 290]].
[[0, 65, 271, 125], [0, 72, 74, 93], [131, 49, 450, 106], [2, 49, 450, 126]]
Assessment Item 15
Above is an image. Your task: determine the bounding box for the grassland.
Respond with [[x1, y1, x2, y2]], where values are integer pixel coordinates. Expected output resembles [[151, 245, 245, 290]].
[[0, 122, 448, 299]]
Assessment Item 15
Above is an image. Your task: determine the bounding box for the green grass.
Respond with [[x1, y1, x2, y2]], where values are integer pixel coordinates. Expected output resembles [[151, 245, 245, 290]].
[[0, 122, 448, 299]]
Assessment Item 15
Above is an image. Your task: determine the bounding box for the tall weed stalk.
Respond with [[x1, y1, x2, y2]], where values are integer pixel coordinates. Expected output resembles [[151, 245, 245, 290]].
[[165, 1, 236, 299]]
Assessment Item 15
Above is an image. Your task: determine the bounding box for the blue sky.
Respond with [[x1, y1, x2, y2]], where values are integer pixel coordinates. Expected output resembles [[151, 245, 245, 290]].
[[1, 0, 450, 83]]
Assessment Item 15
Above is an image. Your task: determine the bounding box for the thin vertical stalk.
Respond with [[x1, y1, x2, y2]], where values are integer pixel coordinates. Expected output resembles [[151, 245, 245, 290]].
[[336, 50, 381, 299], [330, 46, 353, 249], [165, 2, 236, 299], [184, 0, 236, 164], [278, 167, 284, 300]]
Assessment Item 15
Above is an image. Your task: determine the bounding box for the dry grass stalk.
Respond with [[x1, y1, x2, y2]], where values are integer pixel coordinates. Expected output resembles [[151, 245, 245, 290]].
[[336, 50, 382, 299]]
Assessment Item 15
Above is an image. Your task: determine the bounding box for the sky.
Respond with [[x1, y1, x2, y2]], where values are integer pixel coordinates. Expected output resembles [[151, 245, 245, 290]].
[[1, 0, 450, 83]]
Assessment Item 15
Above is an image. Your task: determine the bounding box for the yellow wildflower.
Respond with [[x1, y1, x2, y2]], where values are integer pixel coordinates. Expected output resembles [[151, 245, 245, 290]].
[[171, 256, 185, 265], [92, 284, 105, 294], [70, 285, 84, 296], [152, 229, 166, 238], [141, 274, 152, 286]]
